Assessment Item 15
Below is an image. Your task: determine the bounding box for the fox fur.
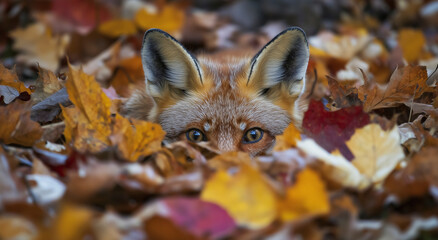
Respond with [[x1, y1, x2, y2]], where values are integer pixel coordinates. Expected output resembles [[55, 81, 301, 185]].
[[122, 27, 310, 156]]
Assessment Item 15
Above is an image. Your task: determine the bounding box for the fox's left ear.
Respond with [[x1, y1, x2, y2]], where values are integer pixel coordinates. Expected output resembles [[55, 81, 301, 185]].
[[247, 27, 309, 95]]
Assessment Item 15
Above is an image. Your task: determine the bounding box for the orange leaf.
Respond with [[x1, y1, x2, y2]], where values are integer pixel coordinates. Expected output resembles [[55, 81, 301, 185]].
[[358, 66, 430, 112], [278, 168, 329, 222], [0, 101, 42, 147], [0, 64, 31, 94], [135, 4, 185, 33], [398, 28, 426, 63], [98, 19, 137, 37], [111, 56, 145, 97], [273, 123, 301, 151]]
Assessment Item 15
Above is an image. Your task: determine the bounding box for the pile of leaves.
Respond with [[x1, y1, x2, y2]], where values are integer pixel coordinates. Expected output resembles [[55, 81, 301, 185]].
[[1, 0, 438, 239]]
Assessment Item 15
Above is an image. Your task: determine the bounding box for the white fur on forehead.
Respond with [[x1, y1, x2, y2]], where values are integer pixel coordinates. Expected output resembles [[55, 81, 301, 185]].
[[158, 93, 291, 139]]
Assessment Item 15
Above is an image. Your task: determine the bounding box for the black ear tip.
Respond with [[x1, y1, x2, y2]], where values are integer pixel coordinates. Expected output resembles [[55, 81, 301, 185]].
[[143, 28, 172, 42], [281, 27, 308, 45]]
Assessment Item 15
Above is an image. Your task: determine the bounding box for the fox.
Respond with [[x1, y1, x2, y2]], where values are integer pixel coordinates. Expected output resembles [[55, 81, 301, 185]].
[[122, 27, 310, 156]]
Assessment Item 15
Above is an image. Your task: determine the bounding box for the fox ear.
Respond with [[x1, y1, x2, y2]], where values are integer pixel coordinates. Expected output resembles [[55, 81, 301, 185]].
[[247, 27, 309, 95], [141, 29, 203, 98]]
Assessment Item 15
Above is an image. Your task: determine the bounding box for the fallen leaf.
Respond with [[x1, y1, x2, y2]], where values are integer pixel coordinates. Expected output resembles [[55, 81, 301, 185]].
[[144, 216, 199, 240], [274, 123, 301, 151], [31, 88, 71, 123], [201, 164, 277, 229], [358, 66, 430, 111], [98, 19, 137, 37], [278, 168, 330, 222], [110, 56, 145, 97], [62, 64, 164, 161], [135, 3, 185, 33], [150, 197, 237, 239], [207, 151, 253, 169], [26, 174, 66, 205], [0, 64, 31, 95], [0, 101, 43, 147], [398, 28, 426, 63], [347, 123, 405, 185], [31, 66, 63, 104], [0, 215, 37, 240], [302, 100, 370, 160], [9, 22, 70, 71]]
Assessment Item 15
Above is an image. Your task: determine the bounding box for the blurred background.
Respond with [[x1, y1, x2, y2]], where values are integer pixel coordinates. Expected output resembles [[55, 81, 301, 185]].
[[0, 0, 437, 98]]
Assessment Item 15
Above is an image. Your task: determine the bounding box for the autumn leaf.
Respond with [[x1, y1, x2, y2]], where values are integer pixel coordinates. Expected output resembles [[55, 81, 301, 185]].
[[0, 64, 32, 104], [9, 23, 70, 71], [201, 164, 277, 229], [110, 56, 145, 97], [347, 123, 405, 185], [398, 28, 426, 63], [98, 19, 138, 37], [62, 64, 164, 161], [274, 123, 301, 151], [358, 66, 430, 112], [303, 100, 370, 160], [32, 66, 63, 104], [135, 4, 185, 33], [278, 169, 329, 222], [0, 101, 43, 147]]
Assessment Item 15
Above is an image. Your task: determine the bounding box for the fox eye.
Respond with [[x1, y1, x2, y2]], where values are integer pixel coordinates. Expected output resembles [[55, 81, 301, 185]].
[[242, 128, 264, 144], [186, 128, 206, 142]]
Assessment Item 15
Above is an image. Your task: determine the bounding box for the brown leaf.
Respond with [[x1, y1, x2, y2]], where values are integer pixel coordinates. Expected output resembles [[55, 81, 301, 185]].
[[31, 66, 63, 104], [0, 101, 43, 146], [358, 66, 430, 111]]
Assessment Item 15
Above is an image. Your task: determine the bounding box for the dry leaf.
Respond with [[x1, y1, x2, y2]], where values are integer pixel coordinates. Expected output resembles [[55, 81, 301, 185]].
[[0, 101, 43, 147], [9, 23, 70, 71], [0, 64, 31, 95], [278, 169, 329, 222], [201, 164, 277, 229], [110, 56, 145, 97], [62, 64, 164, 161], [274, 123, 301, 151], [98, 19, 138, 37], [348, 124, 405, 185], [358, 66, 429, 111], [32, 67, 63, 104]]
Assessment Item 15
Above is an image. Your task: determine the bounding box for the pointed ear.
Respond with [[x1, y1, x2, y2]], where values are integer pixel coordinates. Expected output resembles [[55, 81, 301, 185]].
[[141, 29, 203, 98], [247, 27, 309, 95]]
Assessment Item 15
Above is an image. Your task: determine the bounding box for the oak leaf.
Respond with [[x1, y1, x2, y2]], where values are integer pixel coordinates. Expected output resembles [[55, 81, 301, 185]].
[[201, 164, 277, 229], [278, 169, 329, 222], [0, 101, 43, 147], [358, 66, 430, 112]]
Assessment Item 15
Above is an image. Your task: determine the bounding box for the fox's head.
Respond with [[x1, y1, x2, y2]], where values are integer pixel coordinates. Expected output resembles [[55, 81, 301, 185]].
[[124, 28, 310, 156]]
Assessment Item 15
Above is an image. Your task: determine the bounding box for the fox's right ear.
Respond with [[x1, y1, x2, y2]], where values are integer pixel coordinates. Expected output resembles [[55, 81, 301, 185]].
[[141, 29, 203, 98]]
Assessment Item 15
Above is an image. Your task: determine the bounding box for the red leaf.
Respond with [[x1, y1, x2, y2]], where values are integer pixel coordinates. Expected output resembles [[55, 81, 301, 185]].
[[303, 100, 370, 160]]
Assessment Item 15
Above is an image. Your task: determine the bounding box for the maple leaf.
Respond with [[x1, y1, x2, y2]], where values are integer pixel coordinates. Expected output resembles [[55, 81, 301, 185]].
[[358, 66, 431, 112], [303, 100, 370, 160], [62, 64, 165, 161], [9, 23, 70, 71], [201, 164, 277, 229], [278, 169, 329, 222], [0, 101, 43, 147]]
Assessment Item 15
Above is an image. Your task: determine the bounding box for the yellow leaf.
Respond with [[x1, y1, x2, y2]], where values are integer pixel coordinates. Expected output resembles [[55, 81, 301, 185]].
[[207, 151, 253, 169], [398, 28, 426, 63], [9, 23, 70, 71], [279, 169, 329, 222], [274, 123, 301, 151], [348, 123, 405, 184], [62, 64, 112, 152], [110, 117, 164, 162], [62, 64, 165, 161], [201, 164, 277, 229], [135, 4, 185, 33], [98, 19, 137, 37]]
